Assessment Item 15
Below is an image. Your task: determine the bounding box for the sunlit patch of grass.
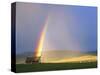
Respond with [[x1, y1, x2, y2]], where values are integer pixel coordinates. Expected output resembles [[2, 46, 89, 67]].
[[43, 55, 97, 63]]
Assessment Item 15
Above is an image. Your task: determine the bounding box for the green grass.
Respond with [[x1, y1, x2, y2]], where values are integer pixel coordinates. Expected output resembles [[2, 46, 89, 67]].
[[16, 61, 97, 73]]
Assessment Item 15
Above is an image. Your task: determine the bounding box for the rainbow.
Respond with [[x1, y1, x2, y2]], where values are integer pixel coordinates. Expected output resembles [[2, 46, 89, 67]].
[[33, 11, 82, 63], [34, 15, 49, 59]]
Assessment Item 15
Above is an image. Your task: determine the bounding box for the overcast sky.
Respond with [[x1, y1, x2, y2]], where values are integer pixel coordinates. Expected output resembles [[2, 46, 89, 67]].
[[16, 2, 97, 54]]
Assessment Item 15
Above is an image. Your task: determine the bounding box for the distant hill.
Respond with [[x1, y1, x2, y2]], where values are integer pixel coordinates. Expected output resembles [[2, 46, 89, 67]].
[[16, 52, 33, 58], [16, 50, 97, 64], [83, 51, 97, 55], [41, 50, 97, 62]]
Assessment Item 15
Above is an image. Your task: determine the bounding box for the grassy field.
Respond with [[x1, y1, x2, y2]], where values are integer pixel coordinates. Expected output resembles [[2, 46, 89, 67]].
[[16, 61, 97, 73]]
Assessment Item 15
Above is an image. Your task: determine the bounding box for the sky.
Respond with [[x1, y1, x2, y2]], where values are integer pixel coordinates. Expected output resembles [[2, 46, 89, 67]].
[[16, 2, 97, 54]]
